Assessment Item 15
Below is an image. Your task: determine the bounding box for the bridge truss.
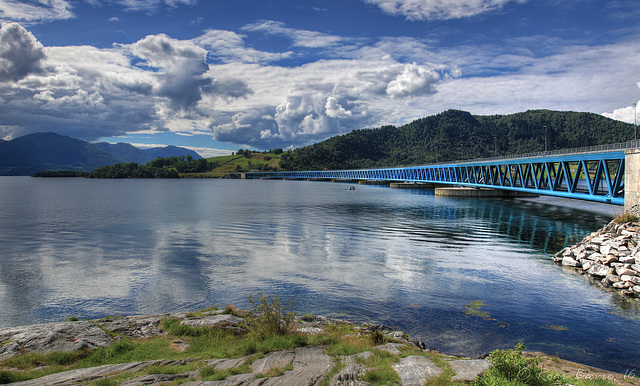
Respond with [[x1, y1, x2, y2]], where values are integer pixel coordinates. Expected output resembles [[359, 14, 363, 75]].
[[247, 151, 626, 205]]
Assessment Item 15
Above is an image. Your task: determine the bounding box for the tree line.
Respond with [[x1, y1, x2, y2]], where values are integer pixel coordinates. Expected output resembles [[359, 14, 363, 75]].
[[88, 155, 218, 178], [279, 109, 635, 171]]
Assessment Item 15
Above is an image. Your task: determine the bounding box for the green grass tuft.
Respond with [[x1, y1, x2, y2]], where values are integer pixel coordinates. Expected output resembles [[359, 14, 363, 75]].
[[614, 212, 639, 224]]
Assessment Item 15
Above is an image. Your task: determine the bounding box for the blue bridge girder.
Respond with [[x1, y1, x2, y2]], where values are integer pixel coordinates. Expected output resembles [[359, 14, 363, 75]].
[[247, 151, 626, 205]]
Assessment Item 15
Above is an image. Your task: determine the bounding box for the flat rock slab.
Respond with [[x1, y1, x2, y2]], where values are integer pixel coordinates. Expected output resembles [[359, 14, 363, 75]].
[[185, 346, 334, 386], [204, 355, 252, 370], [374, 342, 404, 355], [251, 350, 295, 374], [260, 346, 334, 385], [13, 360, 162, 385], [180, 314, 245, 328], [448, 359, 491, 382], [0, 321, 113, 360], [97, 313, 183, 338], [392, 356, 443, 386], [120, 372, 196, 386], [330, 352, 371, 385]]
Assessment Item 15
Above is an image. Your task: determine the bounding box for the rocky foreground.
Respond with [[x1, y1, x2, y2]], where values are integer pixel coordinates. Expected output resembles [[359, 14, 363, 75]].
[[1, 310, 638, 385], [554, 205, 640, 297], [0, 311, 493, 385]]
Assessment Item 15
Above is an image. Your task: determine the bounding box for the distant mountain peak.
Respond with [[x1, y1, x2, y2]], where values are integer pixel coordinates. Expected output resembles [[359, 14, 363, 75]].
[[0, 132, 202, 175]]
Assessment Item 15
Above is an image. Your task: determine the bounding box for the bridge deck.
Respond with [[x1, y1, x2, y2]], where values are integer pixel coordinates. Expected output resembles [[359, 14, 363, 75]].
[[247, 151, 627, 205]]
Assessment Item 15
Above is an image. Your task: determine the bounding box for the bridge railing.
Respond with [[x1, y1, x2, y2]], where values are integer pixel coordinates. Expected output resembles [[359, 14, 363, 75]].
[[435, 140, 640, 167]]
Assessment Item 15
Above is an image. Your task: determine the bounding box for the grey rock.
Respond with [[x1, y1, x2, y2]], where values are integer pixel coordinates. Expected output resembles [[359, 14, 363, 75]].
[[120, 372, 196, 385], [613, 281, 632, 289], [0, 340, 21, 359], [251, 350, 295, 374], [621, 275, 640, 285], [581, 260, 594, 271], [261, 346, 334, 385], [449, 359, 491, 382], [374, 342, 404, 355], [386, 331, 406, 340], [330, 353, 370, 385], [605, 274, 621, 283], [590, 237, 605, 245], [600, 245, 612, 255], [98, 314, 173, 338], [587, 263, 613, 277], [12, 360, 163, 385], [203, 356, 251, 371], [180, 314, 245, 328], [617, 268, 637, 277], [619, 256, 636, 264], [296, 327, 325, 335], [587, 252, 603, 261], [0, 321, 113, 360], [562, 256, 579, 267], [392, 356, 443, 386]]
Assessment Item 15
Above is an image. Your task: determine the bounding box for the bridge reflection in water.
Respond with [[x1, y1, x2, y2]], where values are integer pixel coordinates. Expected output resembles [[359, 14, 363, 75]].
[[248, 147, 629, 205]]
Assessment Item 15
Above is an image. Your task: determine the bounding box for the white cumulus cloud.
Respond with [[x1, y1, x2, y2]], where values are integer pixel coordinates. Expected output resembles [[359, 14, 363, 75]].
[[385, 62, 441, 98], [0, 0, 74, 23], [365, 0, 525, 20]]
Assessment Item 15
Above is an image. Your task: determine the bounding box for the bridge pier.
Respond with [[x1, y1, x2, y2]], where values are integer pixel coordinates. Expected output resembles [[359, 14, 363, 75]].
[[625, 149, 640, 211], [390, 182, 439, 189], [435, 187, 538, 198]]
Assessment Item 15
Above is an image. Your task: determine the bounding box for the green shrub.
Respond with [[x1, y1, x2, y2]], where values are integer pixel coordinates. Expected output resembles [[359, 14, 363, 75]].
[[370, 329, 386, 345], [474, 343, 566, 386], [247, 292, 297, 337]]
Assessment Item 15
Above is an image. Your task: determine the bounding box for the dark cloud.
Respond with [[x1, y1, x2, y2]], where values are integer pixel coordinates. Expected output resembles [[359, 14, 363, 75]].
[[0, 23, 46, 82]]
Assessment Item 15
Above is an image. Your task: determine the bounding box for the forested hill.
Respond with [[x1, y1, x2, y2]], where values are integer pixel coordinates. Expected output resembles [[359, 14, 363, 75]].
[[279, 110, 634, 171]]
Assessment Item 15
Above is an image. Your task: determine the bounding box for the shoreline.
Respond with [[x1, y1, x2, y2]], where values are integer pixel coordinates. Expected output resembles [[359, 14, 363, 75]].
[[554, 204, 640, 298], [1, 308, 639, 385]]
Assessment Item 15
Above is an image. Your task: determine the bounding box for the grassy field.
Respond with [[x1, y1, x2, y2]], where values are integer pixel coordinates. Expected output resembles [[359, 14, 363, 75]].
[[204, 153, 281, 175]]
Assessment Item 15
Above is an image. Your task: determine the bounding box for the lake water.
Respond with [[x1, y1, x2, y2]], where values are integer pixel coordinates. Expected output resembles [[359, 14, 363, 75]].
[[1, 176, 639, 372]]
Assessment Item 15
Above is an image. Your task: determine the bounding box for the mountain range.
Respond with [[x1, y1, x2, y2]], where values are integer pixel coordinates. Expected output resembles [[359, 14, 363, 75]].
[[0, 132, 202, 176]]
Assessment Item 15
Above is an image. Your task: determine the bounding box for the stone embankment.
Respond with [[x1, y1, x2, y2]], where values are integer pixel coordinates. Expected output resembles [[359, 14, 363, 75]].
[[0, 311, 491, 385], [554, 205, 640, 297]]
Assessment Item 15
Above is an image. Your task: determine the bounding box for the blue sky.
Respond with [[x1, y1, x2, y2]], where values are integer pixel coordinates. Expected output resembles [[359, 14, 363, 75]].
[[1, 0, 639, 157]]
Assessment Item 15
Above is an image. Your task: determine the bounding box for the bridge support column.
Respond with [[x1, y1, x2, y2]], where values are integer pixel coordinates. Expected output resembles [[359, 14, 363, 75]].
[[625, 149, 640, 211]]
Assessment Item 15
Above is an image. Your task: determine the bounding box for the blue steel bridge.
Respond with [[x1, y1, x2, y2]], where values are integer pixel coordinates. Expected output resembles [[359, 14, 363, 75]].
[[246, 142, 640, 206]]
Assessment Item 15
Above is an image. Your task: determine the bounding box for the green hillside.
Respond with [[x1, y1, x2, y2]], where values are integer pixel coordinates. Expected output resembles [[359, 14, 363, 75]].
[[205, 151, 282, 174], [279, 109, 634, 171]]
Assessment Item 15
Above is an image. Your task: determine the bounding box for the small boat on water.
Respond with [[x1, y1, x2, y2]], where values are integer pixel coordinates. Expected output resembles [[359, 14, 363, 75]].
[[349, 186, 356, 190]]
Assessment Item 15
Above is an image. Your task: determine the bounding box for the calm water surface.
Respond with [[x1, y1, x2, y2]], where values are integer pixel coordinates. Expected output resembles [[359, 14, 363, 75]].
[[1, 176, 639, 372]]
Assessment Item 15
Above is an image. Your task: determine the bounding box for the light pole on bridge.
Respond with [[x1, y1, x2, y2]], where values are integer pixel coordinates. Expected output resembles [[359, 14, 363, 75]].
[[544, 125, 548, 154]]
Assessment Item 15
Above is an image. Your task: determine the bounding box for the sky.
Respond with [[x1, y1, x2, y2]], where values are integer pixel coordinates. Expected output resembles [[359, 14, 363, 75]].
[[0, 1, 639, 157]]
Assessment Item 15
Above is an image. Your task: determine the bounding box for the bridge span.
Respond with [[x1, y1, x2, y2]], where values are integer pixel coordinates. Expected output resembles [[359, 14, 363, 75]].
[[246, 142, 640, 208]]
